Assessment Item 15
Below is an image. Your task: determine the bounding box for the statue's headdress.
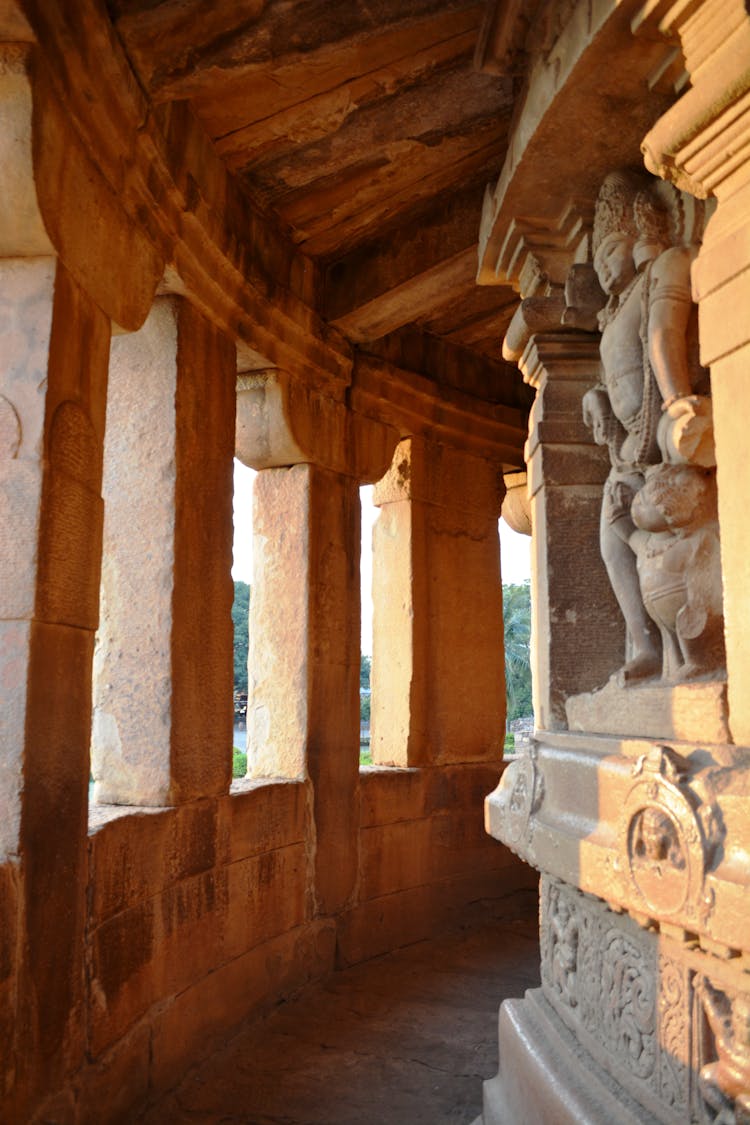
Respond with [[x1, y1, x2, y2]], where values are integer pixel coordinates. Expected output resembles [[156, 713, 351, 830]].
[[592, 170, 643, 257]]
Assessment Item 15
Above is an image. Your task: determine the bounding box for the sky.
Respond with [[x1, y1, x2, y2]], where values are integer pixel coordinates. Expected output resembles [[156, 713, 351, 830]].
[[232, 461, 531, 655]]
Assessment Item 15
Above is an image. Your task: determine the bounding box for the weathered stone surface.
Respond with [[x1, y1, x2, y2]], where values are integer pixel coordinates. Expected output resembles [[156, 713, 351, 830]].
[[0, 48, 53, 257], [246, 463, 361, 915], [139, 910, 540, 1125], [92, 298, 235, 807], [88, 802, 218, 925], [148, 919, 337, 1097], [224, 842, 309, 961], [566, 678, 730, 744], [371, 437, 505, 767], [218, 779, 309, 864], [5, 3, 750, 1124]]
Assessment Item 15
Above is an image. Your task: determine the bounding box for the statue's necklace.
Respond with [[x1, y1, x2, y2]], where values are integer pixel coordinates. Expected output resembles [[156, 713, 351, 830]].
[[599, 271, 642, 329]]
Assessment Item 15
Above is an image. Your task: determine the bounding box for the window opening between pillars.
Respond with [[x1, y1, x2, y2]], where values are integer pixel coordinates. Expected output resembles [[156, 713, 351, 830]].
[[359, 485, 375, 766], [232, 459, 255, 780], [499, 514, 533, 757]]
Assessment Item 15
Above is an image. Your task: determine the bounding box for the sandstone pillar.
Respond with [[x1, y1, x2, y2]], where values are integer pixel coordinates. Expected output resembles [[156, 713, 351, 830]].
[[520, 332, 622, 730], [247, 465, 361, 915], [236, 372, 394, 917], [91, 298, 235, 806], [371, 436, 505, 767], [0, 259, 110, 1106]]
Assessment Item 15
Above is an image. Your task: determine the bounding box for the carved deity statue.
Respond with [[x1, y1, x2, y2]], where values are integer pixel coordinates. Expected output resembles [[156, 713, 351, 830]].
[[697, 976, 750, 1125], [583, 169, 724, 684]]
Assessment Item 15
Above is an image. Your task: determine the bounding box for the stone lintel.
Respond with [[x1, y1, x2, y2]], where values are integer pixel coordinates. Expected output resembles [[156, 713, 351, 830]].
[[351, 353, 527, 468]]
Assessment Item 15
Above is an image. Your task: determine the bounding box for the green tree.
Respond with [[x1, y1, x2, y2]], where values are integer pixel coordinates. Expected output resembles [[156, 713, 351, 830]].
[[232, 581, 250, 695], [503, 581, 532, 723], [360, 653, 371, 725]]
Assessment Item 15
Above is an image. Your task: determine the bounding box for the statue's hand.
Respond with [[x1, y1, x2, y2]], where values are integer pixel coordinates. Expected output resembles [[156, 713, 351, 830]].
[[658, 394, 715, 467]]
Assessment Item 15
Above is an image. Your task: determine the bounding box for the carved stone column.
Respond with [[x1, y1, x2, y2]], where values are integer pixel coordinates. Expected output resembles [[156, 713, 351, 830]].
[[236, 370, 398, 916], [0, 45, 165, 1119], [370, 435, 505, 767], [0, 258, 111, 1110], [516, 330, 622, 730], [91, 297, 236, 806]]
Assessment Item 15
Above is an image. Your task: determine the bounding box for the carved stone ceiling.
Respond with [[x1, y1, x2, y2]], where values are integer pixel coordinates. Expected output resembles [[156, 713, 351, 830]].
[[108, 0, 528, 379]]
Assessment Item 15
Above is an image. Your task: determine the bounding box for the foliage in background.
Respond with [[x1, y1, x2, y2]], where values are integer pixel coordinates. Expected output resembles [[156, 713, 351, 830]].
[[232, 747, 247, 777], [503, 581, 532, 723], [232, 581, 250, 694], [360, 653, 371, 724]]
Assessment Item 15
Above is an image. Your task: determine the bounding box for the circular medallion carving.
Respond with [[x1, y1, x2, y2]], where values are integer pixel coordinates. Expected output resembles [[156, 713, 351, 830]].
[[620, 747, 712, 920], [628, 804, 689, 915]]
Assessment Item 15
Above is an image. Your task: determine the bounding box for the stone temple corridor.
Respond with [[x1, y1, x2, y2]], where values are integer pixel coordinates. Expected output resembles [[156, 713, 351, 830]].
[[3, 3, 750, 1123], [137, 898, 539, 1125]]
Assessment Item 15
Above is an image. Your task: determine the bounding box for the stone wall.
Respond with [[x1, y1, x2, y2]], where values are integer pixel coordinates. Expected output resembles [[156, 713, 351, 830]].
[[0, 764, 532, 1122]]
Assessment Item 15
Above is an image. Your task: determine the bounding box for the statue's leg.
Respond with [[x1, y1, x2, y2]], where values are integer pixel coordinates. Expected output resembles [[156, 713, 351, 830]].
[[600, 506, 661, 681]]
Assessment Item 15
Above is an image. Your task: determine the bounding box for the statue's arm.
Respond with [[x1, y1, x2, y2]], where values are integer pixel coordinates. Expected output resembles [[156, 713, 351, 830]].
[[647, 245, 698, 406]]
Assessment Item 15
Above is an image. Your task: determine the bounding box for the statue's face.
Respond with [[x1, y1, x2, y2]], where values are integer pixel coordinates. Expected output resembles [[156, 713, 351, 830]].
[[594, 233, 636, 296]]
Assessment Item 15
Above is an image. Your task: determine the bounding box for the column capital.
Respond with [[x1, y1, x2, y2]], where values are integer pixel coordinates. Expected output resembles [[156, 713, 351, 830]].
[[372, 435, 505, 522], [235, 368, 400, 483]]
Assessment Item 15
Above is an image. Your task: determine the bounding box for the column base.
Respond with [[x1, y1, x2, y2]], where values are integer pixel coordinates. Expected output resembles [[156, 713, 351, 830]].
[[478, 989, 659, 1125]]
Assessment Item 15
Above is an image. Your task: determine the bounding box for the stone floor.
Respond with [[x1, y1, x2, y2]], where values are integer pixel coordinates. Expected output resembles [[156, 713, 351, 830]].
[[138, 893, 540, 1125]]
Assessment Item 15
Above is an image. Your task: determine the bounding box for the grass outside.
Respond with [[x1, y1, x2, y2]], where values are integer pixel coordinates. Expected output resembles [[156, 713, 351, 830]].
[[234, 746, 374, 774]]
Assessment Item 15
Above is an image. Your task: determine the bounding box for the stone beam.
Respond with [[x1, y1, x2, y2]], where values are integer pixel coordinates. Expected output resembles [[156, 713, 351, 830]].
[[363, 326, 531, 408], [322, 186, 487, 341], [419, 283, 519, 350], [327, 249, 478, 343], [114, 0, 486, 103], [19, 0, 352, 384], [351, 353, 528, 468], [206, 12, 485, 170]]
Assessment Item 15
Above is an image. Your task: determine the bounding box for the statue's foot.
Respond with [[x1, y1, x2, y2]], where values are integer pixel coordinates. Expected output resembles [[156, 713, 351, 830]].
[[617, 651, 661, 685], [672, 660, 726, 683]]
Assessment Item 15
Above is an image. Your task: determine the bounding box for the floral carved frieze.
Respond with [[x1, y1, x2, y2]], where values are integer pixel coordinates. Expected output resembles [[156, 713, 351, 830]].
[[540, 876, 750, 1124]]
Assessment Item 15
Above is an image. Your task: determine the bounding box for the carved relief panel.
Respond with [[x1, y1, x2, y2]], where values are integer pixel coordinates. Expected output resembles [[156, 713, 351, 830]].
[[540, 876, 750, 1124]]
